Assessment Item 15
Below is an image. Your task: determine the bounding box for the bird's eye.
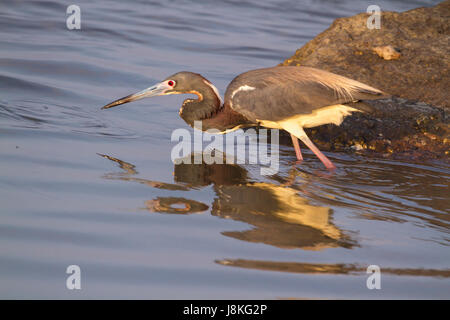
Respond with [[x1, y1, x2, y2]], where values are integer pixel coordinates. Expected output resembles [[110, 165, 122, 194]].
[[168, 80, 175, 87]]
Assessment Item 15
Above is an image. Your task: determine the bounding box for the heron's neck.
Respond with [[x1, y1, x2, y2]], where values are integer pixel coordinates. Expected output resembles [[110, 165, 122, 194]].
[[179, 82, 222, 128], [179, 81, 253, 132]]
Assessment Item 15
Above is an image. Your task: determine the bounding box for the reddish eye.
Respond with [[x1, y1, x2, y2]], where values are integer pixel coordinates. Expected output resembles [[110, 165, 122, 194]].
[[168, 80, 174, 87]]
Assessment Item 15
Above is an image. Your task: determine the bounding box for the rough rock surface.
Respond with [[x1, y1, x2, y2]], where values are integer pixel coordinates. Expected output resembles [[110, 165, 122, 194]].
[[300, 97, 448, 161], [280, 1, 449, 160]]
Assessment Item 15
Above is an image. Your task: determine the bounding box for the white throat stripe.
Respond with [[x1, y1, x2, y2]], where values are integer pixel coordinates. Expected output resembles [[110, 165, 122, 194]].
[[203, 80, 223, 105]]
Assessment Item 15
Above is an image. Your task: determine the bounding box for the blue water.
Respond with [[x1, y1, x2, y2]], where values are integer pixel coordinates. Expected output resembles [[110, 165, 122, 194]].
[[0, 0, 448, 299]]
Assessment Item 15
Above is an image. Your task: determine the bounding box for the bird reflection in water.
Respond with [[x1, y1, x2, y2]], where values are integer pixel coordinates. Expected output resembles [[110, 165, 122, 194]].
[[99, 152, 355, 251], [99, 154, 450, 280]]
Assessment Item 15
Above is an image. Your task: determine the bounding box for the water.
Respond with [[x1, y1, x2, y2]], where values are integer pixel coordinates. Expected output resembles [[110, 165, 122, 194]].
[[0, 0, 448, 299]]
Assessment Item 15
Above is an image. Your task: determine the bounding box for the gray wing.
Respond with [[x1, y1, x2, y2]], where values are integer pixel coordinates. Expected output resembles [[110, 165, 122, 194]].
[[224, 66, 387, 122]]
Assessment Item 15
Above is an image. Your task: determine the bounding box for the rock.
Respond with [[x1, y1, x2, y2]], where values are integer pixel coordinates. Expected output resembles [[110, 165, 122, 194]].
[[280, 1, 450, 160], [372, 45, 401, 60], [281, 1, 449, 110], [301, 97, 449, 161]]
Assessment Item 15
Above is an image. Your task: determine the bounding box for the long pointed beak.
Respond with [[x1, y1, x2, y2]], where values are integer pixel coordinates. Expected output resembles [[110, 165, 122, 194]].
[[101, 81, 171, 110]]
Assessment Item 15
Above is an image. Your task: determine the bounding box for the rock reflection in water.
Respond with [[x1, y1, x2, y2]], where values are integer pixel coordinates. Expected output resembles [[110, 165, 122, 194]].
[[100, 153, 356, 250], [215, 259, 450, 278]]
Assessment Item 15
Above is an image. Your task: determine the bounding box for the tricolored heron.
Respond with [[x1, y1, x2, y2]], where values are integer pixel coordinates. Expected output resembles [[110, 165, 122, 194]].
[[102, 66, 387, 169]]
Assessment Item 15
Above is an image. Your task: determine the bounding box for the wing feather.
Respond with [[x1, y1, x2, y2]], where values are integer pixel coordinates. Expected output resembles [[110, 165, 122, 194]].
[[224, 66, 387, 122]]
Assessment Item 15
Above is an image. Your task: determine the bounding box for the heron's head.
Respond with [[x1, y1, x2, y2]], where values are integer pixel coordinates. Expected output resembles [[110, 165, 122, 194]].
[[101, 71, 221, 110]]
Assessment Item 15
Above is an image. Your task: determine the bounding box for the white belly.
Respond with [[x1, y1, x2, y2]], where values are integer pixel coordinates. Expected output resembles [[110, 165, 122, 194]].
[[258, 104, 360, 129]]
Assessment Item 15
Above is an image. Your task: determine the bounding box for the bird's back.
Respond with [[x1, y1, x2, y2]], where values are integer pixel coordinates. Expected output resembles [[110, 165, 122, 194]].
[[224, 66, 388, 122]]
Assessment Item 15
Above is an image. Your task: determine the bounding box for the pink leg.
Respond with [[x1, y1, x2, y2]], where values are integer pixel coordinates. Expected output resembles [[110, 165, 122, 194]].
[[290, 134, 303, 161], [298, 134, 336, 170]]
